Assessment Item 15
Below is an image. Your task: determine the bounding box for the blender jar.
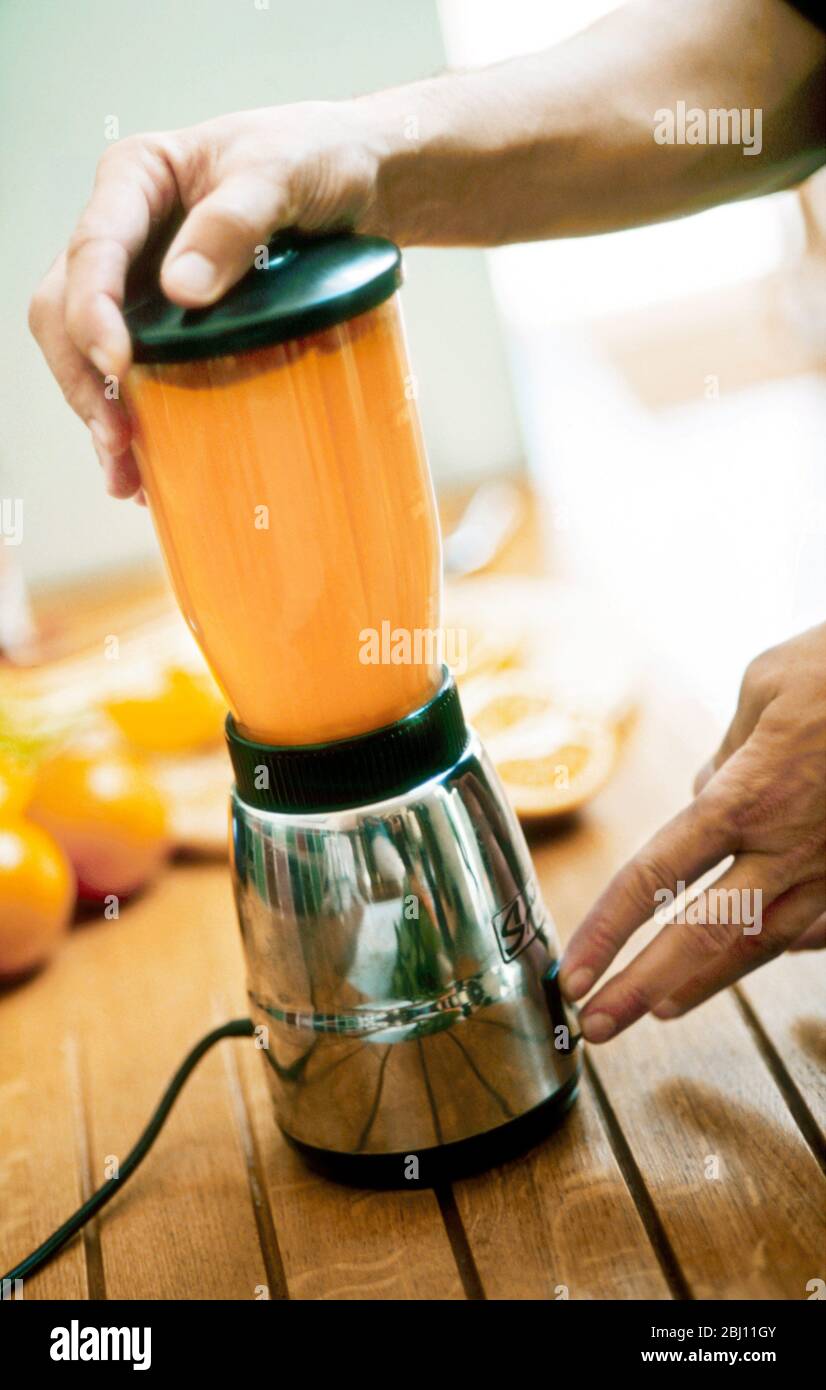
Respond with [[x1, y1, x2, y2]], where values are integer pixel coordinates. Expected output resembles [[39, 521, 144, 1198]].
[[125, 235, 442, 746]]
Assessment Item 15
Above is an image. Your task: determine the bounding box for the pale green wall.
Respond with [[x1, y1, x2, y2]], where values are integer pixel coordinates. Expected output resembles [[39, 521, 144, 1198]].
[[0, 0, 523, 584]]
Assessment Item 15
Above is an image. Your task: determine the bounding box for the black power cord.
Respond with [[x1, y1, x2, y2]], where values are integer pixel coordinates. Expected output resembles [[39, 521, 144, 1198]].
[[2, 1017, 255, 1286]]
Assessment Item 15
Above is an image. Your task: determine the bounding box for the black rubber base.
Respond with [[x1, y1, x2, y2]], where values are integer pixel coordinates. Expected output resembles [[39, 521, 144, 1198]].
[[282, 1069, 581, 1189]]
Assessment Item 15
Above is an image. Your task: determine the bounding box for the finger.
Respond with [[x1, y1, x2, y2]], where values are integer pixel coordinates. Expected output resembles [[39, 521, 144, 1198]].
[[30, 255, 132, 454], [578, 854, 784, 1041], [64, 138, 179, 376], [102, 451, 141, 500], [693, 721, 749, 797], [559, 787, 734, 1002], [161, 172, 293, 305], [693, 756, 716, 796], [693, 658, 776, 795], [652, 878, 826, 1017], [788, 912, 826, 951], [91, 435, 141, 500]]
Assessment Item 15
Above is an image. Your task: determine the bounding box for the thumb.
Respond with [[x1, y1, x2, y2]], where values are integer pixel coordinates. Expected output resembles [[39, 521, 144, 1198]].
[[161, 173, 294, 306]]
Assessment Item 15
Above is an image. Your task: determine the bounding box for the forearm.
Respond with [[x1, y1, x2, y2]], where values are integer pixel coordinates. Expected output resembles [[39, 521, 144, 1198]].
[[360, 0, 826, 246]]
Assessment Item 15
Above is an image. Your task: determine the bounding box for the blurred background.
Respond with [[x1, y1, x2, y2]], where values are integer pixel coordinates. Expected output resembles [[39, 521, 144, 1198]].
[[2, 0, 825, 723], [440, 0, 826, 722]]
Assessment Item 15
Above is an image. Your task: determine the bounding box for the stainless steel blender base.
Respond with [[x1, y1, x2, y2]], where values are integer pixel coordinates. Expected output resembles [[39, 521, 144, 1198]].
[[230, 733, 581, 1183], [283, 1071, 580, 1187]]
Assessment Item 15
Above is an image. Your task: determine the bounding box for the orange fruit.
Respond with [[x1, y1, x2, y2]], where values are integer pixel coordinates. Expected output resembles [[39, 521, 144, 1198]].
[[29, 748, 170, 902], [0, 753, 34, 819], [0, 819, 75, 978], [103, 667, 225, 754]]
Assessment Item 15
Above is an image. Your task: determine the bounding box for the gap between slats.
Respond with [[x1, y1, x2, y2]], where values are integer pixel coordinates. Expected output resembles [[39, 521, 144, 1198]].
[[64, 1033, 106, 1300], [733, 987, 826, 1178], [583, 1053, 692, 1301], [217, 1024, 720, 1303], [220, 1039, 485, 1299], [434, 1184, 486, 1300], [219, 1037, 290, 1301]]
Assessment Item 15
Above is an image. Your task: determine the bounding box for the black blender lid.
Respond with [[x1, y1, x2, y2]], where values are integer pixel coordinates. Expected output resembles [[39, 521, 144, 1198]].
[[125, 232, 402, 364]]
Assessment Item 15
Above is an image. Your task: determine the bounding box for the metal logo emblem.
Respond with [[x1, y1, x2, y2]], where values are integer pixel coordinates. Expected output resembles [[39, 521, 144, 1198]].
[[492, 881, 544, 963]]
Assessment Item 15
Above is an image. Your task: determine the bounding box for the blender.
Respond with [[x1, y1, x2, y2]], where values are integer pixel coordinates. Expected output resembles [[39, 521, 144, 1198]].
[[124, 233, 580, 1185]]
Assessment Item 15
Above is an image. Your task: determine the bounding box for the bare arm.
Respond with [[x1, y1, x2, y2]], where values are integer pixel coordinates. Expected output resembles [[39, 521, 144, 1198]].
[[366, 0, 825, 245], [29, 0, 825, 496]]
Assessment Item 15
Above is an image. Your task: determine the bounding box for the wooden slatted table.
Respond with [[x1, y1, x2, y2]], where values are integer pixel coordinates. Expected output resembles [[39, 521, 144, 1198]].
[[2, 538, 824, 1302]]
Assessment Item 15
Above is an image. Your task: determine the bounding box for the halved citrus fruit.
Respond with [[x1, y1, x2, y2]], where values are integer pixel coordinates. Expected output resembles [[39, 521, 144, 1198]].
[[460, 673, 618, 819], [445, 575, 636, 818], [445, 576, 637, 732], [103, 666, 225, 754]]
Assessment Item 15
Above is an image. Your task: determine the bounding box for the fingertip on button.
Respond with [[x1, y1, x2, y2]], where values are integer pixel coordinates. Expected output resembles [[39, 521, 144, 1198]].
[[559, 966, 594, 1001], [580, 1011, 617, 1044]]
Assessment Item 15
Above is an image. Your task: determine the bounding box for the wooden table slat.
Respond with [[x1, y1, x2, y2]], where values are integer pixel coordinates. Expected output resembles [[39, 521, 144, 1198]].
[[14, 869, 268, 1300], [0, 974, 89, 1299], [586, 997, 826, 1300], [220, 934, 467, 1301], [737, 960, 826, 1149], [453, 1080, 673, 1300], [534, 691, 826, 1301]]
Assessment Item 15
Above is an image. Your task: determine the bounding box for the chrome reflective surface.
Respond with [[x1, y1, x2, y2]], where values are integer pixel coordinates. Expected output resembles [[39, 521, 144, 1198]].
[[231, 734, 580, 1156]]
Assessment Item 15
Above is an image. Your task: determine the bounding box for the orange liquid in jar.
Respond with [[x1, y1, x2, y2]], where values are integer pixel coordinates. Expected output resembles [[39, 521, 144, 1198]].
[[126, 297, 443, 745]]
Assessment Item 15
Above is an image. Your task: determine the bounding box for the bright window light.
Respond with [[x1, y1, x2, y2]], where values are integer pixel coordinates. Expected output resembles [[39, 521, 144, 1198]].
[[438, 0, 625, 66], [437, 0, 805, 325]]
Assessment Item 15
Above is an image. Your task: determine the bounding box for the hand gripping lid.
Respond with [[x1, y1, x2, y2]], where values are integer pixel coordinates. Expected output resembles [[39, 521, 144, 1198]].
[[125, 232, 402, 364]]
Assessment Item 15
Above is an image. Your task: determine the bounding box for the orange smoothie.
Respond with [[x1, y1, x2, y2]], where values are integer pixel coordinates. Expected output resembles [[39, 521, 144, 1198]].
[[126, 297, 443, 745]]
